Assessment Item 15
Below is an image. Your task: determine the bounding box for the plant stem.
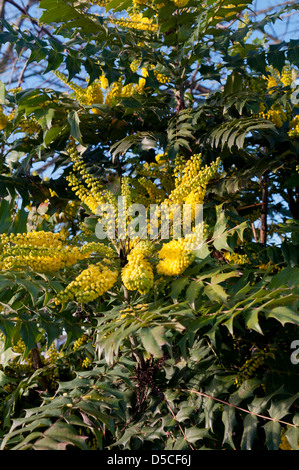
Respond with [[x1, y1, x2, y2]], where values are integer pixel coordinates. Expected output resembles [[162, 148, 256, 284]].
[[260, 173, 268, 246]]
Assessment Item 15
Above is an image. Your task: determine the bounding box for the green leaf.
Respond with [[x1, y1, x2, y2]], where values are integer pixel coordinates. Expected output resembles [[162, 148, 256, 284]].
[[0, 318, 16, 350], [240, 414, 258, 450], [268, 394, 299, 421], [267, 44, 286, 73], [285, 426, 299, 450], [263, 421, 281, 450], [39, 422, 88, 450], [17, 279, 41, 304], [223, 72, 243, 95], [67, 110, 83, 144], [43, 125, 65, 147], [245, 309, 264, 335], [0, 199, 13, 233], [35, 108, 56, 130], [266, 306, 299, 327], [140, 326, 166, 358], [184, 426, 209, 443], [185, 280, 204, 304], [204, 284, 228, 304], [222, 407, 237, 449], [170, 277, 189, 300], [65, 55, 81, 81], [20, 322, 40, 357]]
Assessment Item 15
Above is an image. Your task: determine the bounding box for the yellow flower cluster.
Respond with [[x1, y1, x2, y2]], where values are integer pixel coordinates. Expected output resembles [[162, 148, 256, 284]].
[[167, 154, 221, 206], [113, 13, 158, 32], [141, 65, 170, 85], [66, 140, 116, 214], [265, 65, 294, 90], [104, 78, 146, 107], [258, 261, 281, 273], [235, 348, 272, 387], [66, 173, 102, 214], [122, 242, 154, 294], [0, 244, 85, 273], [46, 344, 60, 364], [256, 65, 295, 128], [55, 150, 223, 293], [19, 116, 41, 135], [89, 0, 110, 5], [3, 231, 66, 249], [73, 334, 89, 351], [53, 263, 118, 305], [0, 231, 114, 273], [280, 66, 294, 87], [138, 176, 166, 203], [53, 71, 103, 113], [259, 106, 287, 128], [172, 0, 189, 6], [223, 251, 250, 265], [12, 339, 26, 355], [80, 241, 115, 259], [156, 238, 195, 276], [82, 356, 92, 368], [76, 80, 103, 114], [288, 115, 299, 138]]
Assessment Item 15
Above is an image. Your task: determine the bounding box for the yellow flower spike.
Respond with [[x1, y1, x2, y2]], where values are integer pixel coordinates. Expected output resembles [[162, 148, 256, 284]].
[[121, 242, 154, 295], [82, 357, 92, 368], [130, 59, 141, 73], [223, 252, 250, 265], [155, 153, 167, 164], [156, 238, 195, 276], [113, 13, 158, 32], [288, 115, 299, 138], [0, 231, 97, 273], [172, 0, 189, 6], [280, 66, 293, 87], [89, 0, 110, 5], [53, 263, 118, 305], [19, 116, 41, 135]]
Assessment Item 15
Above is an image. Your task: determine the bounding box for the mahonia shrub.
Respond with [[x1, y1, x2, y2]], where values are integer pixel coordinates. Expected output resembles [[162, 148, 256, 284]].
[[0, 0, 298, 451]]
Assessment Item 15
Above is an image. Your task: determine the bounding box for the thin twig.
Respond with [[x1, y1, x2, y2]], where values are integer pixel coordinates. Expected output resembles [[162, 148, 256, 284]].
[[260, 173, 268, 246], [182, 389, 299, 429], [166, 400, 195, 450]]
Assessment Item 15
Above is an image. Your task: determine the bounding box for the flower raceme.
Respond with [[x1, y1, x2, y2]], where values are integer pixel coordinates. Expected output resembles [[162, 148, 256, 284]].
[[121, 240, 155, 294], [0, 145, 222, 300], [0, 232, 114, 273], [53, 263, 118, 305]]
